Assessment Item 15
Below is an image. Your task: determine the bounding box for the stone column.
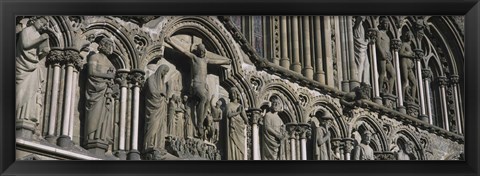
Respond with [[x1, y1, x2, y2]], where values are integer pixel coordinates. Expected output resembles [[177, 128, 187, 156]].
[[391, 39, 406, 113], [291, 16, 301, 73], [347, 16, 360, 90], [414, 49, 428, 122], [286, 123, 297, 160], [127, 69, 145, 160], [280, 16, 290, 68], [314, 16, 325, 84], [331, 138, 342, 160], [340, 17, 350, 92], [68, 54, 84, 140], [422, 69, 434, 124], [297, 123, 310, 160], [248, 108, 262, 160], [438, 76, 450, 131], [367, 29, 382, 104], [115, 69, 130, 160], [324, 16, 335, 87], [44, 48, 64, 143], [57, 48, 82, 148], [450, 75, 463, 134], [302, 16, 314, 79], [343, 138, 355, 160]]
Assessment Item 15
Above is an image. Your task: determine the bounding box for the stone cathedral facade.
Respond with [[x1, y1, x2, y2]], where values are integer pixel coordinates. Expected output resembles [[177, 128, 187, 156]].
[[15, 16, 464, 160]]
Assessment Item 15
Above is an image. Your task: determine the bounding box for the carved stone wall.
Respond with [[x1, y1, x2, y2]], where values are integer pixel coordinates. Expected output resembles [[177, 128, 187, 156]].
[[15, 16, 464, 161]]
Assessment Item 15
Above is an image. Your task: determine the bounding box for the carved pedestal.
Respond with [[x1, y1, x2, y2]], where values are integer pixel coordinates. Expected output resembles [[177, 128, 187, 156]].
[[405, 101, 419, 118], [16, 119, 36, 140], [85, 139, 109, 156], [381, 93, 397, 109]]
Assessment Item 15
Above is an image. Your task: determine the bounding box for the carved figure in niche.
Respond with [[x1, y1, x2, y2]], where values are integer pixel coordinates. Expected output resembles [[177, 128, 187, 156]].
[[167, 94, 181, 136], [352, 129, 375, 160], [395, 140, 412, 160], [183, 95, 195, 139], [376, 17, 396, 95], [174, 95, 185, 138], [399, 31, 418, 102], [227, 87, 248, 160], [165, 37, 231, 137], [313, 110, 333, 160], [85, 37, 117, 142], [203, 95, 221, 143], [144, 65, 170, 150], [210, 98, 223, 143], [261, 95, 286, 160], [16, 16, 50, 124], [353, 16, 370, 85]]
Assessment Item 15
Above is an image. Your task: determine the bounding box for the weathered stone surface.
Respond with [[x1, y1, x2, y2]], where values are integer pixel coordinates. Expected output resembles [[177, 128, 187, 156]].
[[14, 16, 464, 161]]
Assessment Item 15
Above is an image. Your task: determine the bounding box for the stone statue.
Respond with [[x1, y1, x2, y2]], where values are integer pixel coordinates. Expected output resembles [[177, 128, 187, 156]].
[[395, 141, 411, 160], [183, 95, 196, 139], [226, 87, 248, 160], [261, 95, 286, 160], [352, 129, 375, 160], [399, 31, 418, 102], [144, 64, 170, 150], [85, 37, 116, 143], [353, 16, 370, 85], [174, 95, 185, 137], [165, 36, 231, 137], [376, 17, 396, 95], [167, 94, 180, 136], [210, 98, 223, 143], [313, 110, 333, 160], [341, 82, 371, 108], [16, 16, 50, 124]]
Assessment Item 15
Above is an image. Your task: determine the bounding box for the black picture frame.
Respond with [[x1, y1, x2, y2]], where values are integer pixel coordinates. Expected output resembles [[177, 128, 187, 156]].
[[1, 0, 478, 176]]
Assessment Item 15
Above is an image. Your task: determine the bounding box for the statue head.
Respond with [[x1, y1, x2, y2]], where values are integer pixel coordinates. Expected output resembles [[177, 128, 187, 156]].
[[158, 64, 170, 77], [315, 110, 333, 126], [30, 16, 49, 32], [402, 31, 414, 42], [269, 95, 283, 112], [361, 130, 372, 145], [182, 95, 189, 103], [229, 87, 241, 102], [378, 16, 390, 31], [98, 37, 114, 55], [193, 43, 206, 58]]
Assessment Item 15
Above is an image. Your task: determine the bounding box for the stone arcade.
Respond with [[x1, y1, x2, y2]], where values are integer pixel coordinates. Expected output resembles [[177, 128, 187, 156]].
[[15, 16, 464, 160]]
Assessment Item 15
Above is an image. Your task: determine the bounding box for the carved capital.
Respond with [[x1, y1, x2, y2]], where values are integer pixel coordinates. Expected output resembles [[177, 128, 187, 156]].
[[391, 39, 402, 51], [331, 138, 342, 151], [64, 48, 85, 71], [128, 69, 145, 87], [247, 108, 263, 125], [46, 48, 64, 66], [413, 49, 424, 61], [366, 28, 378, 44], [450, 75, 460, 84], [115, 69, 130, 88], [422, 69, 433, 80], [437, 76, 449, 86], [297, 123, 311, 139], [343, 138, 356, 153], [286, 123, 298, 139]]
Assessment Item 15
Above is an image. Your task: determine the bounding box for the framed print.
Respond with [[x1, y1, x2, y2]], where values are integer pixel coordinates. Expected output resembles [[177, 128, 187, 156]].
[[1, 0, 479, 176]]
